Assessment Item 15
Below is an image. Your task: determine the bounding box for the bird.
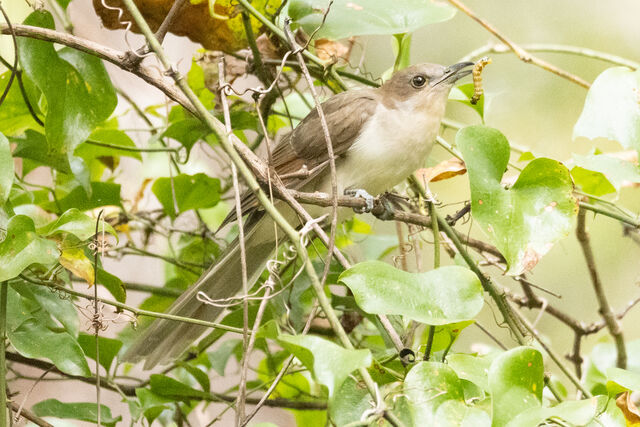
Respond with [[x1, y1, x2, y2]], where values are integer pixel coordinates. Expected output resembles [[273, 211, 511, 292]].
[[123, 61, 474, 368]]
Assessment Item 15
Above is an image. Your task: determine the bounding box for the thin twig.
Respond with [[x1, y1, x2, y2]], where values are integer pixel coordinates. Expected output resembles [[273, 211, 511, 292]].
[[576, 210, 626, 368], [218, 59, 251, 426], [0, 281, 7, 427], [462, 42, 640, 70], [7, 401, 53, 427], [446, 0, 590, 88]]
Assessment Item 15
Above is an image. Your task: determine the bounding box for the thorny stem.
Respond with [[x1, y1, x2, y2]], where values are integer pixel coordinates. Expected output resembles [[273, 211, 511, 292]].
[[447, 0, 591, 88], [576, 210, 627, 368]]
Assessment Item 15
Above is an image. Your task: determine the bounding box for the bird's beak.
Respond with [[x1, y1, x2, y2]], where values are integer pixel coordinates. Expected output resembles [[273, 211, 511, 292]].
[[433, 61, 474, 86]]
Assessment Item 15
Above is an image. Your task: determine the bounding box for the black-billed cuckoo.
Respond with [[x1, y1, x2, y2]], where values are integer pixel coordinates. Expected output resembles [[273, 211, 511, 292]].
[[124, 61, 474, 368]]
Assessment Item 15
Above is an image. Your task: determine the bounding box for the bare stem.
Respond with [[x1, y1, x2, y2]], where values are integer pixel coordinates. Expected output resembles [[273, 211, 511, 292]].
[[446, 0, 591, 88], [576, 210, 626, 368]]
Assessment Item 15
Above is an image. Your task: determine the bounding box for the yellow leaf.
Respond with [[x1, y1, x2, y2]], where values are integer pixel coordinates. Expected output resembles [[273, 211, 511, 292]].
[[415, 157, 467, 184], [60, 248, 95, 286]]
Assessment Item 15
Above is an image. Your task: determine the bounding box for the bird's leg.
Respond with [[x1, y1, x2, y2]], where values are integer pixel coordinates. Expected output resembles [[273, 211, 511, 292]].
[[344, 188, 375, 213]]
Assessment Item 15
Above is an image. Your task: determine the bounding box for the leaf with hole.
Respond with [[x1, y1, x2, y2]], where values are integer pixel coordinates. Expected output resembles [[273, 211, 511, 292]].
[[458, 125, 578, 275], [339, 261, 483, 324]]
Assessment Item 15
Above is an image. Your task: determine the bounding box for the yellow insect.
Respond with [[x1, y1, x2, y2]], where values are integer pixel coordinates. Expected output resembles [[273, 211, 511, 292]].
[[470, 56, 491, 105]]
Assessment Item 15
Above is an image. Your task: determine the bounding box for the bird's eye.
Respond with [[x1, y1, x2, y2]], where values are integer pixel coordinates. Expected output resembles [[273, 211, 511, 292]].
[[411, 75, 427, 88]]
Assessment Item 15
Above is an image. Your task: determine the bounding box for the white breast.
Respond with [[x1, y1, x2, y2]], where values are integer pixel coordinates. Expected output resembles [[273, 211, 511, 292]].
[[328, 101, 443, 196]]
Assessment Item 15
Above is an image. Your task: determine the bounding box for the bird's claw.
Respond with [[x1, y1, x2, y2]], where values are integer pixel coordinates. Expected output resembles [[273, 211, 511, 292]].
[[344, 188, 375, 213], [374, 193, 396, 221]]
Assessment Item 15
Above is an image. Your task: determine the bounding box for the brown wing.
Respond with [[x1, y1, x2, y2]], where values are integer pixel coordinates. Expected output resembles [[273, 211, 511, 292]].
[[219, 89, 379, 228]]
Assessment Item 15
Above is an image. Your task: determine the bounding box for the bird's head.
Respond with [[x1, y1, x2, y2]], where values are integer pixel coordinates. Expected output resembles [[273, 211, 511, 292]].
[[380, 61, 474, 112]]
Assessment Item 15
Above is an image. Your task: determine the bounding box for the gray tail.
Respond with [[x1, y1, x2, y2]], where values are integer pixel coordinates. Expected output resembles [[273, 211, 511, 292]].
[[122, 213, 276, 369]]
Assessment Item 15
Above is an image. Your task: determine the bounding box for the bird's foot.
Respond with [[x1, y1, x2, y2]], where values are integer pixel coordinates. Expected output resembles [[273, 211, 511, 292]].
[[373, 192, 396, 221], [344, 188, 375, 213]]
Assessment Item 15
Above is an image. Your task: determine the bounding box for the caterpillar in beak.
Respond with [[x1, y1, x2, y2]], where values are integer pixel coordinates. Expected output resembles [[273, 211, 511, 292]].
[[470, 57, 491, 105]]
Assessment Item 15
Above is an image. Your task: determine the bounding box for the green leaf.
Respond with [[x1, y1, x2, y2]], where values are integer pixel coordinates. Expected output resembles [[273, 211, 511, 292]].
[[489, 347, 544, 426], [77, 333, 123, 373], [404, 362, 467, 425], [450, 83, 485, 119], [0, 70, 42, 136], [289, 0, 455, 40], [457, 125, 578, 275], [0, 132, 13, 205], [447, 353, 493, 393], [18, 11, 117, 188], [392, 33, 412, 72], [339, 261, 483, 325], [9, 316, 91, 376], [32, 399, 121, 427], [75, 128, 143, 162], [0, 215, 59, 281], [135, 388, 173, 425], [276, 334, 372, 396], [508, 396, 608, 427], [574, 67, 640, 155], [11, 280, 79, 337], [152, 173, 221, 219], [162, 118, 210, 153], [38, 208, 117, 240], [572, 153, 640, 194], [329, 376, 370, 426], [176, 361, 211, 392], [606, 367, 640, 394], [208, 339, 242, 376], [10, 129, 71, 173], [42, 182, 122, 212], [571, 166, 617, 197], [149, 374, 212, 401], [417, 321, 474, 354], [97, 267, 127, 303], [434, 400, 491, 427]]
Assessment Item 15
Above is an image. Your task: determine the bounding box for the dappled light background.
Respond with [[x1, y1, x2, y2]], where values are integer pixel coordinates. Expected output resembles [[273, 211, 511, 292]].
[[3, 0, 640, 425]]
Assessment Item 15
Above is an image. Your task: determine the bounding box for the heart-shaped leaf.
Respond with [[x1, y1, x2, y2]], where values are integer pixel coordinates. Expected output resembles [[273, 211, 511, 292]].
[[277, 334, 372, 396], [574, 67, 640, 155], [339, 261, 483, 325], [489, 347, 544, 426], [289, 0, 455, 40], [0, 215, 59, 282], [457, 125, 578, 275]]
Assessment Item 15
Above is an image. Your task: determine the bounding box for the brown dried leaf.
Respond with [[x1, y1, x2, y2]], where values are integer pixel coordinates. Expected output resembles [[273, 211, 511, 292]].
[[616, 391, 640, 426], [92, 0, 280, 53], [415, 157, 466, 183], [314, 38, 354, 64]]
